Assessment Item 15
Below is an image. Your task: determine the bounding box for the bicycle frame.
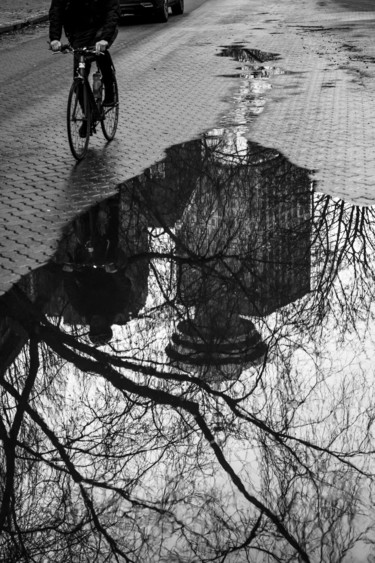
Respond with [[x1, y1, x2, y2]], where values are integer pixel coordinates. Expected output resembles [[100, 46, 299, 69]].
[[75, 51, 102, 125]]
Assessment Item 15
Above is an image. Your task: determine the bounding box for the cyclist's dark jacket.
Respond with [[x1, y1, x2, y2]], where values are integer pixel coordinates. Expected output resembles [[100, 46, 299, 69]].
[[49, 0, 120, 43]]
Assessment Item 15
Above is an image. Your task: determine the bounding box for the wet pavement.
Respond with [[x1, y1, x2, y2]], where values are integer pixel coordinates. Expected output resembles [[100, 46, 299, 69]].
[[2, 0, 375, 561]]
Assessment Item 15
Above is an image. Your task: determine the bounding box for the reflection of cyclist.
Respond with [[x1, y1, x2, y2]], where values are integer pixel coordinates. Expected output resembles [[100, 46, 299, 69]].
[[69, 201, 125, 269], [49, 0, 120, 107], [51, 198, 149, 346], [57, 200, 127, 345], [63, 268, 132, 345]]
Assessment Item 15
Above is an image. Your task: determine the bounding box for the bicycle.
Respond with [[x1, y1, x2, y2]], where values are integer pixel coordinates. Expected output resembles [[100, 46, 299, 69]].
[[57, 45, 119, 161]]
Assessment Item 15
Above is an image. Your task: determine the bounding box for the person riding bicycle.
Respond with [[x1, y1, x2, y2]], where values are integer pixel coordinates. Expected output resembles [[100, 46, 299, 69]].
[[49, 0, 120, 110]]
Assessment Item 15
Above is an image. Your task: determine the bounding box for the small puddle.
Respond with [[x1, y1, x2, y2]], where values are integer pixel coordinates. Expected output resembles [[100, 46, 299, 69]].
[[218, 45, 281, 63], [216, 45, 286, 129]]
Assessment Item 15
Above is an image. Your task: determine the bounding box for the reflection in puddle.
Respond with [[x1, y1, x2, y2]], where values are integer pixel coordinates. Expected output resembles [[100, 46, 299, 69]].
[[218, 45, 281, 63], [1, 59, 375, 563], [218, 45, 285, 129]]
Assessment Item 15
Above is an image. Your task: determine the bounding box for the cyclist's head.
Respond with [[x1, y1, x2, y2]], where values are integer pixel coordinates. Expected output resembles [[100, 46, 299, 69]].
[[89, 315, 113, 346]]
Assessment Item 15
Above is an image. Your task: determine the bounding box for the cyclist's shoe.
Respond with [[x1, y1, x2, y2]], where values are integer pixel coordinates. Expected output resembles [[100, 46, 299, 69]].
[[79, 121, 88, 138]]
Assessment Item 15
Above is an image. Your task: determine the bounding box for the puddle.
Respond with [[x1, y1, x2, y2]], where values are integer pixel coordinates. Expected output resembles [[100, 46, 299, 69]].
[[1, 45, 375, 563], [2, 128, 375, 561]]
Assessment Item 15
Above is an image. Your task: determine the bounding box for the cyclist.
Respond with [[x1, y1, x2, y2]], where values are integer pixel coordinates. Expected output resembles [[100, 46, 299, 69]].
[[49, 0, 120, 115]]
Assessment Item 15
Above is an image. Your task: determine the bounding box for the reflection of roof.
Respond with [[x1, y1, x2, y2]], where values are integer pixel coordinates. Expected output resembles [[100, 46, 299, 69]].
[[165, 318, 267, 382]]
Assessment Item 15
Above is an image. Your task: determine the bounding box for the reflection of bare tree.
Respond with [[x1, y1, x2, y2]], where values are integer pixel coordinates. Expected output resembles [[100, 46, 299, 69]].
[[310, 193, 375, 330], [1, 136, 375, 562]]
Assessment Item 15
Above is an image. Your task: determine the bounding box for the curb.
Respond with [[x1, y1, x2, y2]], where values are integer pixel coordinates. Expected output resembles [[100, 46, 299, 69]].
[[0, 12, 48, 35]]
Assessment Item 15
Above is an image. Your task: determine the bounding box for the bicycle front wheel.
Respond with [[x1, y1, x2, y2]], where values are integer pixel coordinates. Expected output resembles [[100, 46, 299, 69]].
[[67, 80, 91, 160], [101, 73, 119, 141]]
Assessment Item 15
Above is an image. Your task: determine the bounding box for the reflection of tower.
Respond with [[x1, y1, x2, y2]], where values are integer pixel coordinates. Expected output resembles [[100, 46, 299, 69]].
[[166, 301, 267, 383], [166, 247, 268, 382], [166, 136, 312, 380], [183, 135, 312, 316]]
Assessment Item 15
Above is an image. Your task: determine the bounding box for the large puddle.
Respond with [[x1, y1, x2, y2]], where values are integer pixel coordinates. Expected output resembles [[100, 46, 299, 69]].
[[1, 46, 375, 562], [1, 132, 375, 562]]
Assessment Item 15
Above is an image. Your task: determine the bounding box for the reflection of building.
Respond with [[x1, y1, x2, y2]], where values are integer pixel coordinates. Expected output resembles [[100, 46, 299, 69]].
[[166, 136, 312, 380]]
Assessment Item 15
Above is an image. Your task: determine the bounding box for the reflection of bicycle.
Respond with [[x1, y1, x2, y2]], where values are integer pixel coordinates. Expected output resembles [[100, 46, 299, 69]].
[[57, 45, 119, 160]]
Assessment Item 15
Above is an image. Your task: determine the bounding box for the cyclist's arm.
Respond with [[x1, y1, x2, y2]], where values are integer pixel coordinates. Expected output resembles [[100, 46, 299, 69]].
[[97, 0, 121, 44], [49, 0, 65, 43]]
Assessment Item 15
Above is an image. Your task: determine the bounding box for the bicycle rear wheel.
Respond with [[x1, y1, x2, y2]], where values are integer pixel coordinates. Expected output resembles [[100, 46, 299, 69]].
[[101, 73, 119, 141], [67, 80, 91, 160]]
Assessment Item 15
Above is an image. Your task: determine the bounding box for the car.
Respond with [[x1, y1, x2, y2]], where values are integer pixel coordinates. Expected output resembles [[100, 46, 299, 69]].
[[119, 0, 184, 23]]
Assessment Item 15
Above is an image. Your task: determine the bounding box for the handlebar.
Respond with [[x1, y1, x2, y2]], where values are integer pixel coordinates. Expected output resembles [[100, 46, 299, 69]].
[[52, 44, 104, 55], [59, 43, 73, 53]]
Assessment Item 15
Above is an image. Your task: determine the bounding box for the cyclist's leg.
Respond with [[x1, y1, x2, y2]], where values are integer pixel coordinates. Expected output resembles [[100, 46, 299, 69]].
[[71, 56, 91, 137], [97, 51, 115, 105], [100, 63, 119, 140], [72, 43, 92, 114]]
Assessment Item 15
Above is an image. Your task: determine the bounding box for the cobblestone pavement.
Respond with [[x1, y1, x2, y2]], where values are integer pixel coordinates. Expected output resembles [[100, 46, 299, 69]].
[[1, 0, 375, 296]]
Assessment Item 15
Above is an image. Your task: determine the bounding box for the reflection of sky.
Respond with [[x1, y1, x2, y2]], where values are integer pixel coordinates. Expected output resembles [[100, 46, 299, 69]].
[[261, 309, 375, 561]]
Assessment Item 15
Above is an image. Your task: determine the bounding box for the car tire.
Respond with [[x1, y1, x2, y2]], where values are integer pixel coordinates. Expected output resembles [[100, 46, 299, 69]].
[[171, 0, 184, 15], [155, 0, 169, 22]]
